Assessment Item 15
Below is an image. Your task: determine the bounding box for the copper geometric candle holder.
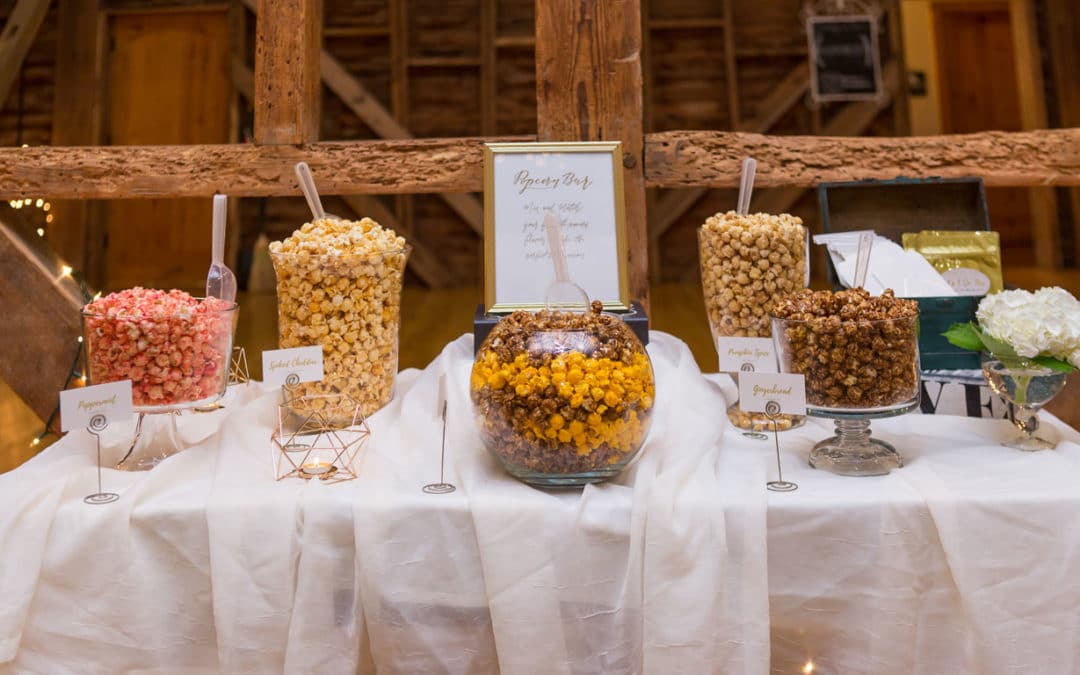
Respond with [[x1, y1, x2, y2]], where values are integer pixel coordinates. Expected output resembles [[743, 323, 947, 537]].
[[271, 390, 370, 483]]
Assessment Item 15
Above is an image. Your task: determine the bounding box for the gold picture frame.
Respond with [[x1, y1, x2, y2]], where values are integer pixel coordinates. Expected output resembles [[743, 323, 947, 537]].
[[483, 141, 630, 313]]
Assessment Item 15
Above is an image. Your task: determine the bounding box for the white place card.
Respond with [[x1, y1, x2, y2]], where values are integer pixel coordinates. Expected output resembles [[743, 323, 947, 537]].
[[738, 373, 807, 416], [60, 380, 133, 432], [483, 141, 630, 311], [262, 346, 324, 387], [717, 337, 777, 374]]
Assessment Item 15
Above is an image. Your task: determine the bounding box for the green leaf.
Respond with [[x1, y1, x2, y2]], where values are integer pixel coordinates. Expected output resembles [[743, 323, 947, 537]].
[[1031, 356, 1079, 373], [972, 325, 1020, 361], [942, 322, 984, 352]]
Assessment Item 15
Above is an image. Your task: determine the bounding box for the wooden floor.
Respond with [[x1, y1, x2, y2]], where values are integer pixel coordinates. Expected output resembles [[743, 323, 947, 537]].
[[4, 270, 1079, 473]]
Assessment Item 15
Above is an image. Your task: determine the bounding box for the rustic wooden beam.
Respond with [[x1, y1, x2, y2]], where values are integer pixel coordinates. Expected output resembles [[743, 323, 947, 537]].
[[340, 194, 456, 288], [253, 0, 322, 144], [0, 0, 51, 109], [0, 220, 86, 423], [536, 0, 649, 307], [644, 128, 1080, 189], [0, 137, 530, 199], [721, 0, 740, 128]]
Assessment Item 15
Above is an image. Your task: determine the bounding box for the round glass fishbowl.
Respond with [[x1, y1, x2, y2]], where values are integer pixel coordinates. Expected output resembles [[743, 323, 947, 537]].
[[82, 288, 238, 470], [470, 303, 655, 488], [771, 289, 921, 476]]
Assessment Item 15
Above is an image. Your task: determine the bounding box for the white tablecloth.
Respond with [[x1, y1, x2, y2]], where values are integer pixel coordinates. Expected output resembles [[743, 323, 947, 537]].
[[2, 332, 1079, 674]]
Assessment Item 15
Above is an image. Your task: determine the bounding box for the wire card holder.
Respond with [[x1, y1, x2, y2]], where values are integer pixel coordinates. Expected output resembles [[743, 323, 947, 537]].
[[85, 414, 120, 505], [764, 400, 798, 492]]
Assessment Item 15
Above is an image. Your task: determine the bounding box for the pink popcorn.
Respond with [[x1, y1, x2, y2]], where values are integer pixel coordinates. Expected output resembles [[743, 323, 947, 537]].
[[82, 287, 236, 408]]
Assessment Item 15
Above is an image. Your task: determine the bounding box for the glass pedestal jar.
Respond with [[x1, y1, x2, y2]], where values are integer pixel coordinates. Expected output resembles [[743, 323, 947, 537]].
[[82, 292, 237, 471], [772, 297, 921, 477]]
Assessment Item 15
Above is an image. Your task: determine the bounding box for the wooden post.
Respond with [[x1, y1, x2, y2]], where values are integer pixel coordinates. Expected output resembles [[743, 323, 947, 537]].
[[253, 0, 323, 144], [1010, 0, 1060, 269], [1044, 0, 1080, 265], [535, 0, 650, 309], [0, 0, 51, 108], [49, 0, 105, 282]]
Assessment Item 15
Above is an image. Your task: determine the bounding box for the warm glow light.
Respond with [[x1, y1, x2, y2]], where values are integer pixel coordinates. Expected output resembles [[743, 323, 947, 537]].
[[77, 336, 84, 343], [803, 661, 814, 674], [20, 143, 28, 148], [93, 291, 102, 301], [79, 375, 87, 385], [7, 200, 14, 207], [35, 198, 43, 207], [45, 214, 54, 223], [36, 228, 44, 237], [30, 437, 41, 447], [60, 265, 73, 277], [43, 202, 50, 211]]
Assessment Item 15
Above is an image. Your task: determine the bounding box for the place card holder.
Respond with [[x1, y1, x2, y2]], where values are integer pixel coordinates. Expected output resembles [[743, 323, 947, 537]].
[[738, 372, 806, 493], [271, 387, 370, 483], [84, 414, 120, 505], [422, 376, 456, 495]]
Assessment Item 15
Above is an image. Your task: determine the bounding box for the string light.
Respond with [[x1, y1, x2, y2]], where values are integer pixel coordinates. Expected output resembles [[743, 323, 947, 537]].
[[803, 661, 815, 674], [60, 264, 72, 277], [36, 228, 44, 237], [43, 202, 50, 211], [45, 214, 53, 223], [77, 336, 83, 343]]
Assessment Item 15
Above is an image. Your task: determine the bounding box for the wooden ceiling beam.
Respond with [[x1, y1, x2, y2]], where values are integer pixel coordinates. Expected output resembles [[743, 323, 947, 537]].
[[4, 124, 1078, 201]]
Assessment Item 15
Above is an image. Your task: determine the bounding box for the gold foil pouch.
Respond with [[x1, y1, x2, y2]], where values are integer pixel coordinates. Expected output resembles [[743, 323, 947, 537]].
[[901, 230, 1003, 296]]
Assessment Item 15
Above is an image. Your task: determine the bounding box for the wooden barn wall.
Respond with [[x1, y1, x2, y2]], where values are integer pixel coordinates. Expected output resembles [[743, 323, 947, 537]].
[[0, 0, 1063, 288]]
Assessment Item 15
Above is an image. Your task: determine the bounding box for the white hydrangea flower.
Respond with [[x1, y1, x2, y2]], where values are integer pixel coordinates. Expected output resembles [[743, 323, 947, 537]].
[[976, 287, 1080, 364]]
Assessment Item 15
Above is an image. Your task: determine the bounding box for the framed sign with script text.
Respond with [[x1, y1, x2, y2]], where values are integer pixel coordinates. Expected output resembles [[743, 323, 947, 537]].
[[483, 141, 630, 312]]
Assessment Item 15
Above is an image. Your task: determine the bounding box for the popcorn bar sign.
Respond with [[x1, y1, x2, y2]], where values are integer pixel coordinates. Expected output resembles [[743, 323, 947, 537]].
[[262, 346, 324, 387]]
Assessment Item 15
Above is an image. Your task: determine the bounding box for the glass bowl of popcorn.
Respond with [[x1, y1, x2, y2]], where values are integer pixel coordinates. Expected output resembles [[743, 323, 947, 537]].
[[82, 288, 237, 412], [270, 217, 409, 417], [698, 210, 808, 435], [771, 288, 921, 476], [470, 302, 655, 488]]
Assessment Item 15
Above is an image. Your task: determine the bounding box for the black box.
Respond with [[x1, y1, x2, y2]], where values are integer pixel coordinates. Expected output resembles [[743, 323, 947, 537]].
[[473, 302, 649, 354]]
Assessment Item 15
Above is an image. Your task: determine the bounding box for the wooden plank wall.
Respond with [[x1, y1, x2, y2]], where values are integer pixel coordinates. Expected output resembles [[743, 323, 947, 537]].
[[0, 0, 1071, 287]]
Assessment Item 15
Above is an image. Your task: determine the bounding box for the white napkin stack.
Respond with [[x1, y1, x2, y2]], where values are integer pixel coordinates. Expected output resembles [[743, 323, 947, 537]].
[[813, 231, 958, 297]]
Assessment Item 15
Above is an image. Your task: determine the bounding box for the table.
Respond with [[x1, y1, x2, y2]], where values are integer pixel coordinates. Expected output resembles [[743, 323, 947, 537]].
[[2, 333, 1079, 674]]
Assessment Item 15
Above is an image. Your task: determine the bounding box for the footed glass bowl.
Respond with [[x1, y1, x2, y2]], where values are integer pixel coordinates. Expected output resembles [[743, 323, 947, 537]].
[[82, 295, 237, 470], [772, 313, 920, 476], [982, 354, 1068, 451]]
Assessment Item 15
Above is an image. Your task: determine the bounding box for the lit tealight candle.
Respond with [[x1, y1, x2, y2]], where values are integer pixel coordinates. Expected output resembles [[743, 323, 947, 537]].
[[301, 459, 333, 476]]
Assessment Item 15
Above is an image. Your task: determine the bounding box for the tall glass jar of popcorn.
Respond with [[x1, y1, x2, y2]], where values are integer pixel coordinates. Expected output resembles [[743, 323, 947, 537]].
[[270, 218, 409, 418], [698, 211, 808, 433]]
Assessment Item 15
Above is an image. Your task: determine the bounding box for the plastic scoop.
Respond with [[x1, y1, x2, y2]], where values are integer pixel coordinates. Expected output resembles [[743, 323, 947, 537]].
[[205, 194, 237, 303], [736, 157, 757, 215], [295, 161, 334, 220], [853, 230, 875, 289], [543, 210, 589, 310]]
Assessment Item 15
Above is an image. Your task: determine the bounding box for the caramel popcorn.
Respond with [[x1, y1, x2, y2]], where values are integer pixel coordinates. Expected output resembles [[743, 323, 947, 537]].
[[698, 211, 806, 338], [470, 304, 654, 483], [270, 217, 408, 416], [771, 288, 920, 410]]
